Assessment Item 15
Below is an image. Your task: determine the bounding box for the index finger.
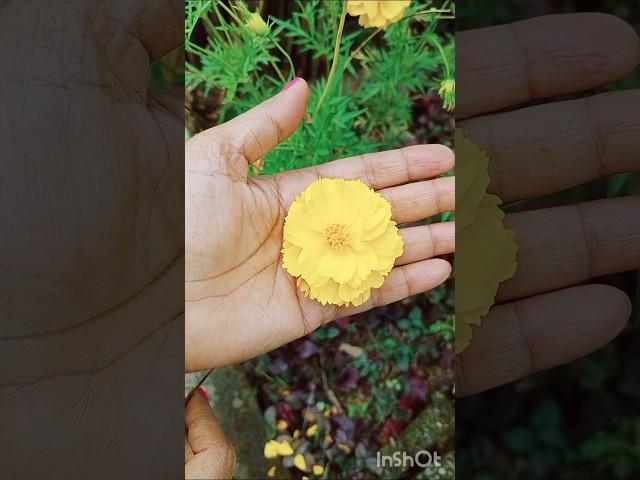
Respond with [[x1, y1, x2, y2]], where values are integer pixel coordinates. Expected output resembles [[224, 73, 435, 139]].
[[457, 13, 639, 119]]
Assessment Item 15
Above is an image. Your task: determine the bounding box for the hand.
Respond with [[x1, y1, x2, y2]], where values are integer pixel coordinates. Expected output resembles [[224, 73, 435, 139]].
[[0, 1, 183, 476], [185, 388, 236, 480], [456, 13, 640, 396], [185, 78, 455, 371]]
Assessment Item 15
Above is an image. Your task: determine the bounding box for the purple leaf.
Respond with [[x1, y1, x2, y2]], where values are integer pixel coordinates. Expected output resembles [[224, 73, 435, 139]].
[[338, 367, 361, 392], [297, 340, 319, 359], [270, 358, 288, 375]]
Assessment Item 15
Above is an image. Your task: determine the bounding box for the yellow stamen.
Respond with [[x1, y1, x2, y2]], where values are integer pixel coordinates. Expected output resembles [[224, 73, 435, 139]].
[[325, 224, 348, 249]]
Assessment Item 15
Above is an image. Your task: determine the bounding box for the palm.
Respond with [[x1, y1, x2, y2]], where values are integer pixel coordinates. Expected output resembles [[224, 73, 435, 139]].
[[0, 1, 183, 477], [455, 13, 640, 396], [185, 79, 455, 371]]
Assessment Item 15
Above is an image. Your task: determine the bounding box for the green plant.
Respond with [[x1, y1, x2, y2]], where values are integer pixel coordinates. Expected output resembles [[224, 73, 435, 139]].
[[185, 0, 454, 173]]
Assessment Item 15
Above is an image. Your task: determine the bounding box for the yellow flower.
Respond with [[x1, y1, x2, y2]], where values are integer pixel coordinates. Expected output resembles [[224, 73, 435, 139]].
[[276, 440, 294, 456], [313, 465, 325, 476], [263, 439, 294, 458], [282, 178, 403, 307], [294, 453, 307, 471], [276, 419, 288, 432], [455, 129, 519, 353], [346, 0, 411, 28], [264, 440, 280, 459], [306, 424, 319, 437], [267, 466, 277, 478]]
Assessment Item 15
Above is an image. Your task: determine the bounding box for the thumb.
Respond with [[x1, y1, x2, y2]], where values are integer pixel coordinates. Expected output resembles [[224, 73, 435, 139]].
[[192, 77, 309, 165], [185, 388, 236, 480]]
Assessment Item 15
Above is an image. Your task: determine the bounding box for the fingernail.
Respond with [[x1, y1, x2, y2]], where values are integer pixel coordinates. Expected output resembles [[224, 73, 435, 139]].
[[283, 77, 302, 91], [197, 386, 208, 401]]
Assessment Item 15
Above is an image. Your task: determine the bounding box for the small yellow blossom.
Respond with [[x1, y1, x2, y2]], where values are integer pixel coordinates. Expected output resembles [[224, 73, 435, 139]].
[[346, 1, 411, 29], [282, 178, 403, 307], [277, 440, 294, 456], [293, 429, 301, 439], [306, 424, 319, 437], [276, 419, 288, 432], [267, 466, 277, 478], [294, 453, 307, 471], [313, 465, 325, 476], [264, 440, 280, 459], [264, 439, 294, 458]]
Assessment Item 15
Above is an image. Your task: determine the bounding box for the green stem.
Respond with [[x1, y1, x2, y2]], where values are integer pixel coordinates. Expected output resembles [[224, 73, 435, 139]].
[[314, 0, 347, 117], [217, 0, 245, 27], [273, 39, 296, 81], [269, 54, 287, 83], [429, 35, 451, 78]]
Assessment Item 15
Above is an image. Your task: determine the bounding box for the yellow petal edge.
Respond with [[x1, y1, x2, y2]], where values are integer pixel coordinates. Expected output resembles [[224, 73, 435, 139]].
[[282, 178, 404, 307], [455, 128, 519, 353], [346, 1, 411, 29]]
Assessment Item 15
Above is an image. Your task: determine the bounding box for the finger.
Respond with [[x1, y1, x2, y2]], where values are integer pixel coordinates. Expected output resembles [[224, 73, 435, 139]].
[[461, 90, 640, 202], [456, 284, 631, 397], [338, 259, 452, 317], [379, 177, 455, 224], [396, 223, 455, 266], [458, 13, 640, 118], [191, 78, 309, 164], [185, 389, 236, 479], [498, 196, 640, 303], [307, 144, 455, 190]]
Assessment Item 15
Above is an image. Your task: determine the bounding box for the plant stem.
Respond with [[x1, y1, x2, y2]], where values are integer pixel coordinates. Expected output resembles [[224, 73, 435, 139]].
[[314, 0, 347, 117], [273, 39, 296, 81], [429, 34, 451, 78]]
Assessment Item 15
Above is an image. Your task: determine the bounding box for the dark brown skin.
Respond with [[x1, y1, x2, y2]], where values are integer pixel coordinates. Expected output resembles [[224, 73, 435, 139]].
[[0, 1, 185, 477], [456, 13, 640, 396]]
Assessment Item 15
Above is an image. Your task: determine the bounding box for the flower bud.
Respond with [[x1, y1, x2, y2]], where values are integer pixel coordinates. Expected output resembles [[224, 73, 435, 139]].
[[246, 11, 269, 35], [438, 78, 455, 111]]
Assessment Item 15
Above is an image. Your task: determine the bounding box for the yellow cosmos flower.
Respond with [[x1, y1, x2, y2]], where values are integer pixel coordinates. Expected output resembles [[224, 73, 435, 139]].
[[294, 453, 307, 472], [263, 439, 294, 458], [312, 465, 325, 476], [346, 0, 411, 29], [455, 129, 519, 353], [282, 178, 404, 307]]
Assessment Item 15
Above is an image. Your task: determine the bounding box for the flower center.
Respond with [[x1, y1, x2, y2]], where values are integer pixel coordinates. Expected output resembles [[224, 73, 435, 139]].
[[325, 223, 348, 249]]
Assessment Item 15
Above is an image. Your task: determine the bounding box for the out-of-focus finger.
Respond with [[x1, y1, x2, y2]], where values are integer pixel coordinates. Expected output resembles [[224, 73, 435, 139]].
[[456, 284, 630, 397], [461, 90, 640, 201], [458, 13, 639, 118], [498, 196, 640, 302]]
